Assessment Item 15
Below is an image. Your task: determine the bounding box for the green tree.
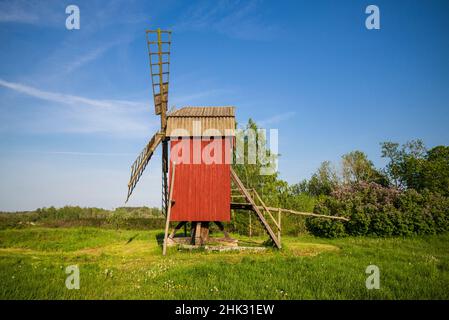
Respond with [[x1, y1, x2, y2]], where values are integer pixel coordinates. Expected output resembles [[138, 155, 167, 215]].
[[232, 119, 287, 207], [381, 140, 449, 195], [307, 161, 339, 196], [290, 161, 339, 197], [421, 146, 449, 195], [341, 150, 387, 186], [381, 140, 427, 190]]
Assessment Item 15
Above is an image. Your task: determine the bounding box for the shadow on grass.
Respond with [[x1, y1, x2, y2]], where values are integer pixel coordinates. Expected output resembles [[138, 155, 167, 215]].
[[238, 239, 266, 246], [155, 232, 165, 247], [125, 233, 139, 245]]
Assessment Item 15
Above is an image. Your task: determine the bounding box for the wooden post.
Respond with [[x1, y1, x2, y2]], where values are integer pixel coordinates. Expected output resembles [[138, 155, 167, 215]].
[[200, 222, 210, 244], [184, 223, 187, 237], [190, 222, 196, 243], [194, 222, 202, 245], [162, 162, 176, 256], [249, 211, 252, 238], [278, 208, 281, 247]]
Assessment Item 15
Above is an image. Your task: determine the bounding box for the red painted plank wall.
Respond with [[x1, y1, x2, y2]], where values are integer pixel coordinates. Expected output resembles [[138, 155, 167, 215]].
[[169, 138, 232, 222]]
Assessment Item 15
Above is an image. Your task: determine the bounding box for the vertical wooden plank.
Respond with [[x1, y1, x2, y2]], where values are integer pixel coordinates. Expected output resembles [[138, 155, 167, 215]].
[[278, 208, 281, 246], [163, 162, 176, 256], [249, 211, 252, 238], [200, 222, 210, 244], [190, 222, 197, 244], [194, 222, 202, 245]]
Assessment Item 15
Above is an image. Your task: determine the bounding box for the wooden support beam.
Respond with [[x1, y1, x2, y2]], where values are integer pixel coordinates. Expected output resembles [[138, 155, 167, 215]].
[[194, 222, 202, 245], [162, 162, 176, 256], [200, 222, 210, 244], [249, 211, 252, 238], [230, 202, 349, 221], [278, 208, 281, 246], [168, 221, 186, 239], [253, 190, 281, 230]]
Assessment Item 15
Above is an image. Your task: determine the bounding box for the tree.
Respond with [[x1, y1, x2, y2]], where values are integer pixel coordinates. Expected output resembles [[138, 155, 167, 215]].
[[341, 151, 388, 186], [232, 119, 287, 207], [381, 140, 449, 195], [290, 179, 309, 195], [380, 142, 402, 187], [381, 140, 427, 189], [306, 161, 339, 196], [421, 146, 449, 196]]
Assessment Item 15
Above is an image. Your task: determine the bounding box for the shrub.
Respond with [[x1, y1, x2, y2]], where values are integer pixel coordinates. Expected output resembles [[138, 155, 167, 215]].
[[346, 211, 371, 236], [305, 198, 347, 237], [306, 218, 346, 238], [306, 182, 449, 238]]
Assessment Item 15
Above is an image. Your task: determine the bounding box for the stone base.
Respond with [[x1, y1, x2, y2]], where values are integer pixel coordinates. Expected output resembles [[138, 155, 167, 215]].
[[167, 236, 239, 248]]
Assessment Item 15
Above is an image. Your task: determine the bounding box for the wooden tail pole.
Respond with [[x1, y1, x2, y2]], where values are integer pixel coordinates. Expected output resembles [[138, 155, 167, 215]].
[[162, 162, 176, 256]]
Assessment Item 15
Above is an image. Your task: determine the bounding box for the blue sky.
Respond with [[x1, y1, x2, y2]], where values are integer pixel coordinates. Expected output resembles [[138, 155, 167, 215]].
[[1, 0, 448, 211]]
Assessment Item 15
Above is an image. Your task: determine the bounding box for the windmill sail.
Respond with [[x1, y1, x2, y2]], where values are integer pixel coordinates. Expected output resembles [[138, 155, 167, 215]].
[[126, 132, 163, 202], [126, 29, 171, 203], [146, 29, 171, 127]]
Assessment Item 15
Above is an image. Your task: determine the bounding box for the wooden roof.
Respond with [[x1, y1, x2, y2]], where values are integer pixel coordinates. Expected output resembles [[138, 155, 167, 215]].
[[166, 106, 235, 137], [168, 106, 235, 117]]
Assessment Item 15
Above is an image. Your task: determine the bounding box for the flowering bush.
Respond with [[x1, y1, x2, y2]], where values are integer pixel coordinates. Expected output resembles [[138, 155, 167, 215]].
[[306, 182, 449, 237]]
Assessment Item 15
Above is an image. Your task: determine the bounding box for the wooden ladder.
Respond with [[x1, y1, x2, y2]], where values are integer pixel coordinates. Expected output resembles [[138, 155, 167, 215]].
[[230, 168, 282, 249]]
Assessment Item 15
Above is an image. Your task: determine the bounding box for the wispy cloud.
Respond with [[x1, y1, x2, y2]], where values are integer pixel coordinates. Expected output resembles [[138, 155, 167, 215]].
[[174, 0, 280, 41], [0, 78, 145, 110], [0, 1, 39, 24], [64, 43, 116, 74], [46, 151, 134, 156], [0, 78, 155, 135], [5, 151, 136, 156], [62, 34, 136, 74], [0, 0, 60, 25], [0, 0, 148, 28], [257, 111, 296, 126], [0, 9, 38, 24], [41, 152, 161, 161]]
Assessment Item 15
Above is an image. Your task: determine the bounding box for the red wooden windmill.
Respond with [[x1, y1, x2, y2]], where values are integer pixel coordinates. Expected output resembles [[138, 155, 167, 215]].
[[126, 29, 347, 254]]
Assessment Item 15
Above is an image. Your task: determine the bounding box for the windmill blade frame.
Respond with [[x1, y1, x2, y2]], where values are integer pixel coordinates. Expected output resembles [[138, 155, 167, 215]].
[[126, 132, 163, 202], [146, 29, 171, 129], [126, 29, 172, 204]]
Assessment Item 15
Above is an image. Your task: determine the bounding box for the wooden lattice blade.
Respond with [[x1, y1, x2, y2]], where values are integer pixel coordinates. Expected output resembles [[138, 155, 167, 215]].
[[146, 29, 171, 118], [153, 83, 168, 115], [126, 132, 163, 202]]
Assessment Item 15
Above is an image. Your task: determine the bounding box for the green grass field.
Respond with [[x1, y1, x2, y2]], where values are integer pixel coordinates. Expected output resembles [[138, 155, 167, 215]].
[[0, 227, 448, 299]]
